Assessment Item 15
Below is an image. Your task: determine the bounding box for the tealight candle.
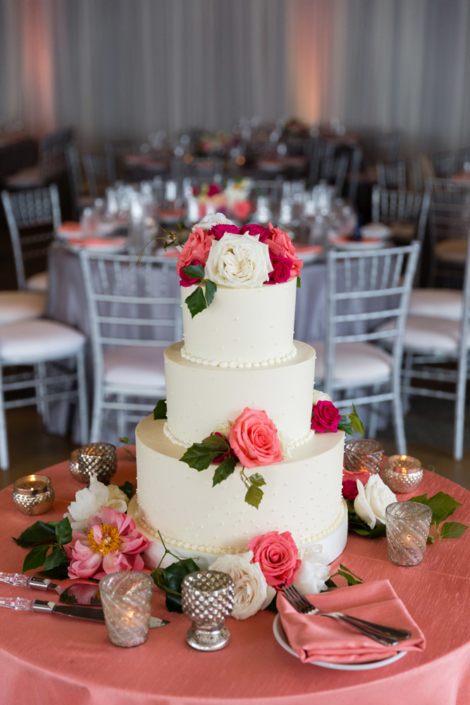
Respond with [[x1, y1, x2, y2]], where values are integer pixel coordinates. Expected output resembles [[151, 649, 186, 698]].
[[344, 438, 384, 474], [386, 501, 432, 566], [12, 475, 55, 516], [77, 442, 117, 486], [383, 455, 423, 493], [100, 571, 153, 648]]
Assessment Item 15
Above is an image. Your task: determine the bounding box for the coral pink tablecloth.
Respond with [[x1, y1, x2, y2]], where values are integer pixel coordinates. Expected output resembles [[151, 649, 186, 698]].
[[1, 452, 470, 705]]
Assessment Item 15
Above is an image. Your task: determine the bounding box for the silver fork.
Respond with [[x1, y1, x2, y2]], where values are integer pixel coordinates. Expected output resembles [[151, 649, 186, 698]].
[[282, 585, 411, 646]]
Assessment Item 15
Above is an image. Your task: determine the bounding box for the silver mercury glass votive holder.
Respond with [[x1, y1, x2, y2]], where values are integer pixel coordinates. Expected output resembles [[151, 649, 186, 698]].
[[100, 571, 154, 647], [386, 501, 432, 567], [383, 455, 423, 493], [77, 442, 117, 485], [182, 571, 234, 652], [344, 438, 384, 474], [12, 475, 55, 515]]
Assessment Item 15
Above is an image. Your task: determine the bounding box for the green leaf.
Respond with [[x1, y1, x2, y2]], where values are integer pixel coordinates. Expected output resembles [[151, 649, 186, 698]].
[[325, 577, 337, 589], [54, 517, 72, 546], [335, 564, 364, 585], [265, 595, 278, 613], [201, 434, 230, 453], [408, 494, 428, 504], [12, 521, 56, 548], [119, 481, 134, 500], [212, 456, 237, 487], [37, 563, 70, 580], [245, 484, 264, 509], [248, 473, 266, 488], [151, 558, 200, 614], [185, 286, 207, 318], [204, 279, 217, 307], [119, 436, 129, 444], [349, 404, 365, 437], [153, 399, 167, 420], [440, 522, 468, 539], [296, 276, 301, 288], [338, 417, 353, 436], [22, 545, 50, 573], [339, 564, 364, 583], [43, 546, 68, 572], [348, 512, 387, 538], [180, 443, 218, 470], [182, 264, 205, 280], [409, 491, 462, 529]]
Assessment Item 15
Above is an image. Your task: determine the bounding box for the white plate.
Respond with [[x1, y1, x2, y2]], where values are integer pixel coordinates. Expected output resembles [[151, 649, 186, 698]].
[[329, 236, 388, 251], [272, 614, 407, 671], [67, 240, 128, 254], [294, 245, 324, 263], [360, 223, 392, 240]]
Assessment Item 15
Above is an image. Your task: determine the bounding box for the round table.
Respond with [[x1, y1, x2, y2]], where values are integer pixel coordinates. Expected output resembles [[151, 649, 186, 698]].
[[1, 452, 469, 704]]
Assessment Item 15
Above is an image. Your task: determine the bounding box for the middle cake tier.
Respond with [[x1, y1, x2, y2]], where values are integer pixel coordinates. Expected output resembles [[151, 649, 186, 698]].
[[165, 340, 316, 447]]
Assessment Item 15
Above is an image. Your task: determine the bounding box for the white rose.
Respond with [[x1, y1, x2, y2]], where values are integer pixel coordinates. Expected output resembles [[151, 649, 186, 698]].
[[215, 421, 232, 437], [354, 474, 396, 529], [293, 544, 330, 595], [278, 431, 294, 459], [205, 232, 272, 288], [64, 477, 129, 531], [195, 212, 235, 230], [312, 390, 332, 405], [210, 551, 275, 620]]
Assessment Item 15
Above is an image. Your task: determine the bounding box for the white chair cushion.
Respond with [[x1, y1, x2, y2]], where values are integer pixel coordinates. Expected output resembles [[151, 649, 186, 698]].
[[377, 315, 464, 353], [0, 291, 46, 324], [0, 319, 85, 364], [5, 166, 42, 188], [26, 271, 49, 293], [309, 341, 393, 385], [104, 347, 166, 391], [408, 288, 463, 320], [435, 239, 468, 264]]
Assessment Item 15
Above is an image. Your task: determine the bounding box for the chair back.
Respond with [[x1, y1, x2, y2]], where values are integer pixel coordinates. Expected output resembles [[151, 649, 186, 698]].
[[376, 161, 407, 191], [359, 129, 402, 165], [83, 154, 113, 199], [323, 242, 420, 395], [372, 186, 430, 243], [105, 139, 141, 183], [39, 128, 74, 183], [1, 185, 62, 289], [426, 180, 470, 284], [79, 251, 182, 386]]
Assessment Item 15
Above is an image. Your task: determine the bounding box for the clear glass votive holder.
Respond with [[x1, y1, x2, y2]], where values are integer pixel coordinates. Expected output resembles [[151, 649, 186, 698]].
[[344, 438, 384, 474], [182, 571, 234, 652], [383, 455, 423, 493], [77, 442, 117, 485], [100, 571, 153, 647], [386, 502, 432, 567], [12, 475, 55, 515]]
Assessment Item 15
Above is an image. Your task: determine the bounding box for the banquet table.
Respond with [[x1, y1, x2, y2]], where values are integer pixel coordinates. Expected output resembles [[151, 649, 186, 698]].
[[1, 451, 469, 705]]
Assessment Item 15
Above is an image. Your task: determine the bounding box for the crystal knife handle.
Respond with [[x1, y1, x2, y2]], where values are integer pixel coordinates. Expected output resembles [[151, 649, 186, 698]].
[[0, 572, 32, 588], [0, 596, 34, 611]]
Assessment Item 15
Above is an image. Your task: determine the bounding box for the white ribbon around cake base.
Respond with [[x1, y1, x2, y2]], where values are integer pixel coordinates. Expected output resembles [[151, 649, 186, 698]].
[[128, 496, 348, 571]]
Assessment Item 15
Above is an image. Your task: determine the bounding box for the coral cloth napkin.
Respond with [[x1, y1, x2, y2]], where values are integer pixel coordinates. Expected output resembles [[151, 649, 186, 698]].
[[277, 579, 425, 664]]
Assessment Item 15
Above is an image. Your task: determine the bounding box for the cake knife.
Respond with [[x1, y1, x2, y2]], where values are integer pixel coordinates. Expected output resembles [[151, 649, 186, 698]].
[[0, 572, 101, 605]]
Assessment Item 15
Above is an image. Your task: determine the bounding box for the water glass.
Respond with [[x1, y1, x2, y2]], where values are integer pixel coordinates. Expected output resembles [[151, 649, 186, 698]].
[[100, 571, 153, 647], [386, 502, 432, 566]]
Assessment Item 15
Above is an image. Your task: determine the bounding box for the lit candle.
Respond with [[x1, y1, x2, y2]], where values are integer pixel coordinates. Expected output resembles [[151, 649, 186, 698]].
[[383, 455, 423, 493], [12, 475, 55, 516], [100, 572, 153, 648]]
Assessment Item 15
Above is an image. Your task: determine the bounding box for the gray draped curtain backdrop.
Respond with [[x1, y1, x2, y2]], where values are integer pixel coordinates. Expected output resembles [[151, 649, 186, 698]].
[[1, 0, 470, 152]]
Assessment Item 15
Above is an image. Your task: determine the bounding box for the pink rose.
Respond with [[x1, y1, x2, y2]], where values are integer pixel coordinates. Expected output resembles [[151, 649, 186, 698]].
[[267, 224, 303, 278], [249, 531, 301, 589], [311, 400, 342, 433], [179, 258, 204, 287], [342, 479, 359, 501], [176, 227, 213, 276], [231, 200, 252, 221], [210, 224, 242, 240], [241, 224, 270, 242], [229, 408, 284, 469], [343, 470, 371, 486], [266, 253, 293, 284]]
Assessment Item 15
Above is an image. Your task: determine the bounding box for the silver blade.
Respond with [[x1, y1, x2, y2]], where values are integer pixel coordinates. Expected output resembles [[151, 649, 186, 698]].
[[149, 616, 170, 629], [59, 583, 102, 606], [52, 604, 106, 622]]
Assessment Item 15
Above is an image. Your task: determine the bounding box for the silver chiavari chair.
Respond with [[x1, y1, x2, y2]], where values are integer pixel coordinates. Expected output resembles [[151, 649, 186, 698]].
[[309, 242, 420, 453], [376, 161, 407, 191], [83, 154, 114, 200], [79, 251, 182, 442], [1, 185, 61, 293]]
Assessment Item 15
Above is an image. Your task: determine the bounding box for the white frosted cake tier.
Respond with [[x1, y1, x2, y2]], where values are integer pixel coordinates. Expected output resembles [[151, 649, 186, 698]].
[[181, 276, 297, 365], [135, 415, 345, 555], [165, 340, 316, 446]]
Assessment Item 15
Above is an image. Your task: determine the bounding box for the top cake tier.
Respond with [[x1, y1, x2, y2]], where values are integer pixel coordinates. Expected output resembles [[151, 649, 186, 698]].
[[181, 277, 297, 367]]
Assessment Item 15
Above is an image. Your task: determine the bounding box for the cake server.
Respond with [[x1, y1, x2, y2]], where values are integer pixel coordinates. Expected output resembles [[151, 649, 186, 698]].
[[0, 572, 101, 605]]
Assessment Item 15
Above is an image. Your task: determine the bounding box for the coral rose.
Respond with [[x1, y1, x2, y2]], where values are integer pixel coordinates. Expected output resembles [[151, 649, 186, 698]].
[[249, 530, 301, 589], [267, 223, 303, 278], [311, 400, 341, 433], [229, 408, 283, 468], [176, 227, 213, 278]]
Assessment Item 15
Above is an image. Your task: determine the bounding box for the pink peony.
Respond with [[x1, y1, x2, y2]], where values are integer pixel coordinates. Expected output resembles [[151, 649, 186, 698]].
[[249, 531, 301, 589], [267, 223, 303, 278], [209, 223, 242, 240], [342, 478, 359, 501], [266, 253, 293, 284], [241, 224, 270, 242], [179, 258, 204, 287], [229, 408, 284, 469], [66, 506, 150, 580], [176, 227, 213, 277], [311, 400, 341, 433]]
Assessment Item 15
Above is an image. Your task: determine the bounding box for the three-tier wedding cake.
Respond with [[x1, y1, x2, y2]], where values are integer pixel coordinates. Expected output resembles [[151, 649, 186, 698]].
[[129, 214, 347, 568]]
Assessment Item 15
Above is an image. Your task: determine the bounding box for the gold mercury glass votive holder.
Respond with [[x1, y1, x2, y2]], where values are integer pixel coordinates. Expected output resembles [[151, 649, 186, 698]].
[[77, 442, 117, 485], [383, 455, 423, 493], [182, 571, 234, 652], [344, 438, 384, 474], [100, 571, 154, 647], [386, 501, 432, 566], [12, 475, 55, 515]]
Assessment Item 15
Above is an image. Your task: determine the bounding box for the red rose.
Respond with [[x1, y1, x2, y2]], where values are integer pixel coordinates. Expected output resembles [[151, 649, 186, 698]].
[[342, 479, 359, 501], [179, 259, 204, 287], [249, 531, 301, 590], [241, 224, 270, 242], [266, 253, 293, 284], [311, 400, 341, 433], [207, 184, 222, 197], [210, 224, 241, 240]]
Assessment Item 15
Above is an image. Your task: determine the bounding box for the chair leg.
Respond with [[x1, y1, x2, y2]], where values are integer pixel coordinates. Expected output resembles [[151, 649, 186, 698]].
[[0, 365, 9, 470], [368, 384, 380, 438], [402, 352, 413, 415], [117, 394, 126, 440], [454, 348, 468, 461], [76, 350, 89, 445], [36, 362, 50, 425], [392, 374, 407, 455]]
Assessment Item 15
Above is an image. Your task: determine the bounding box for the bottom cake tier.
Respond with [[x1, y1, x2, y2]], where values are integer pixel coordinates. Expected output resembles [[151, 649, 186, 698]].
[[134, 415, 347, 566]]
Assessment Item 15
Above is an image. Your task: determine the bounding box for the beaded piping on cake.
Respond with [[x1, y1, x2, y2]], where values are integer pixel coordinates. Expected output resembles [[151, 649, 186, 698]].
[[180, 345, 297, 369], [135, 500, 347, 556], [163, 420, 314, 453]]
